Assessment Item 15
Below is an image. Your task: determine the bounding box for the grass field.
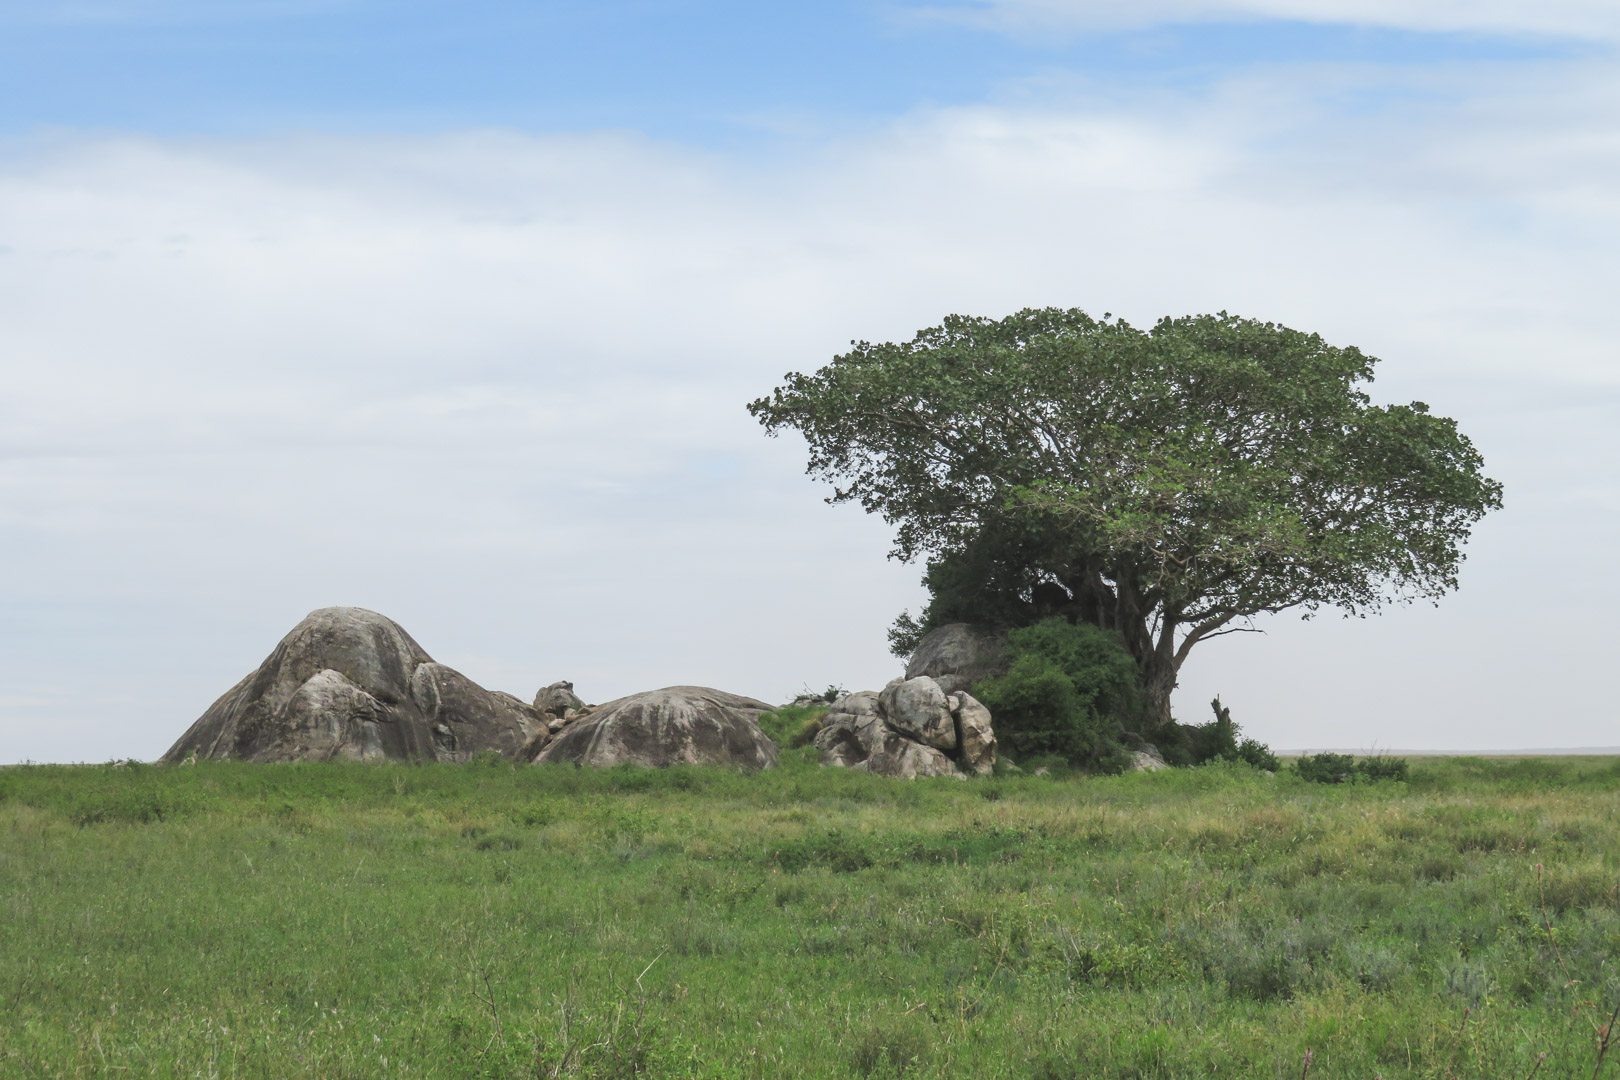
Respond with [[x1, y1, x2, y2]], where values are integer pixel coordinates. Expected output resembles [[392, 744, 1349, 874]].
[[3, 753, 1620, 1079]]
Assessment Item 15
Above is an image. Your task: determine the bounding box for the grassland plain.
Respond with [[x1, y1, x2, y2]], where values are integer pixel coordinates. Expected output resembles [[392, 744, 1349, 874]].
[[3, 754, 1620, 1079]]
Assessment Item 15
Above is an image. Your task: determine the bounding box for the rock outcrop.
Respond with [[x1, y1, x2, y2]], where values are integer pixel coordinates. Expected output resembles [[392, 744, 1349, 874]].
[[814, 676, 996, 778], [904, 623, 1008, 695], [534, 686, 779, 770], [535, 680, 585, 718], [161, 607, 548, 763]]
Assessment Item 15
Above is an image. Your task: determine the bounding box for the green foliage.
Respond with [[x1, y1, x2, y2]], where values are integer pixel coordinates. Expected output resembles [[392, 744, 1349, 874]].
[[890, 524, 1062, 654], [1296, 752, 1410, 784], [1235, 738, 1282, 771], [789, 685, 848, 706], [1295, 752, 1359, 783], [769, 829, 877, 874], [973, 656, 1094, 764], [755, 704, 828, 749], [970, 618, 1140, 769], [3, 757, 1620, 1077], [753, 307, 1504, 730], [1359, 754, 1412, 782], [1155, 696, 1279, 770], [887, 610, 927, 658], [849, 1019, 931, 1077]]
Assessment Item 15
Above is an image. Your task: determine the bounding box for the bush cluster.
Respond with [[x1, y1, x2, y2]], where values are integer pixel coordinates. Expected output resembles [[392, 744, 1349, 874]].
[[969, 619, 1279, 773], [1295, 752, 1410, 784], [970, 618, 1142, 771], [1156, 697, 1280, 770]]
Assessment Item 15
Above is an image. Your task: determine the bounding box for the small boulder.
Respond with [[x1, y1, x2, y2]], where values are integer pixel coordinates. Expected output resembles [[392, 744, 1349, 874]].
[[953, 692, 997, 776], [831, 689, 882, 718], [878, 676, 957, 751], [535, 680, 585, 717], [1118, 732, 1168, 771], [1128, 748, 1169, 772]]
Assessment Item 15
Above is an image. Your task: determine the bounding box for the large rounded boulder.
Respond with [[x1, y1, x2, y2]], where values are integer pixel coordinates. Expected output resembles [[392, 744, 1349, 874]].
[[161, 607, 547, 763], [535, 686, 779, 770]]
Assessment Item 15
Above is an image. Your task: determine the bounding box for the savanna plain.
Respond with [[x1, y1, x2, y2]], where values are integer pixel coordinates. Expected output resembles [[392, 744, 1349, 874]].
[[4, 752, 1619, 1079]]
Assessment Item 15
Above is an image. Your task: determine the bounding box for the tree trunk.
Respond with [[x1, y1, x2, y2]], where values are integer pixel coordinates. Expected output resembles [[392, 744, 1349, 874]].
[[1070, 567, 1181, 738], [1138, 651, 1179, 739]]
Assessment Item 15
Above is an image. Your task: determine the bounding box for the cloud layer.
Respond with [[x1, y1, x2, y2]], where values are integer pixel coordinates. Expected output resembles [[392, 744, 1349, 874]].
[[923, 0, 1620, 38], [2, 56, 1617, 761]]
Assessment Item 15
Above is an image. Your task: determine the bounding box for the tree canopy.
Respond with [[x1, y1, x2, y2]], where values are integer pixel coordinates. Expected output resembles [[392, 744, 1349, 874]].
[[749, 308, 1503, 734]]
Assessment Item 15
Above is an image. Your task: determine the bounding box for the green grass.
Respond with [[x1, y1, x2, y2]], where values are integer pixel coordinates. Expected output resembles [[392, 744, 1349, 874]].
[[3, 756, 1620, 1078], [755, 705, 829, 750]]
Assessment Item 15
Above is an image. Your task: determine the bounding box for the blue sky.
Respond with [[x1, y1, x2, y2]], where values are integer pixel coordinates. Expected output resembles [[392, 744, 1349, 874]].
[[0, 2, 1586, 141], [2, 1, 1618, 762]]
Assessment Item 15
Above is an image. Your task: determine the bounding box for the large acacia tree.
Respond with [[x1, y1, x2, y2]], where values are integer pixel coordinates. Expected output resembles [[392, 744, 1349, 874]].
[[749, 308, 1503, 736]]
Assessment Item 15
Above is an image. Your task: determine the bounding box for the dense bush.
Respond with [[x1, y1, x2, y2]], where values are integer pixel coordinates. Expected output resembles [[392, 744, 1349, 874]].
[[968, 622, 1280, 773], [1358, 754, 1412, 782], [1155, 697, 1280, 770], [1295, 752, 1410, 784], [1295, 752, 1358, 783], [971, 618, 1141, 771]]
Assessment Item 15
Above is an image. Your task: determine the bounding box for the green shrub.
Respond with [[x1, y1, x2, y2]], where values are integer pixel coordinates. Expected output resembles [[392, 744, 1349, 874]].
[[68, 789, 179, 826], [971, 617, 1140, 770], [472, 832, 524, 851], [1294, 753, 1408, 784], [755, 704, 828, 749], [769, 829, 876, 874], [1235, 738, 1281, 772], [777, 744, 822, 768], [1155, 697, 1278, 770], [1358, 755, 1410, 782], [1295, 752, 1358, 784]]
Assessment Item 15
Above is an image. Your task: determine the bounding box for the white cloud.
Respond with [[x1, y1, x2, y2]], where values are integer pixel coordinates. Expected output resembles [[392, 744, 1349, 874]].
[[914, 0, 1620, 38], [1, 57, 1617, 762]]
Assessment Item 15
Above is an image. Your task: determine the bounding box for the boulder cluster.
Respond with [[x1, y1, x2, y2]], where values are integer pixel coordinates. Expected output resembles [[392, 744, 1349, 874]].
[[163, 607, 995, 777], [814, 676, 995, 778]]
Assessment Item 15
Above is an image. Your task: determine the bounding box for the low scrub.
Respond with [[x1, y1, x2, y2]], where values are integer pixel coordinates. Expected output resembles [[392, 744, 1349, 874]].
[[1296, 752, 1410, 784]]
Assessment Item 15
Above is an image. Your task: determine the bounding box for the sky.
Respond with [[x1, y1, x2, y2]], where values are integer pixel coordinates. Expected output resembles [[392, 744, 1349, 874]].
[[1, 1, 1617, 763]]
